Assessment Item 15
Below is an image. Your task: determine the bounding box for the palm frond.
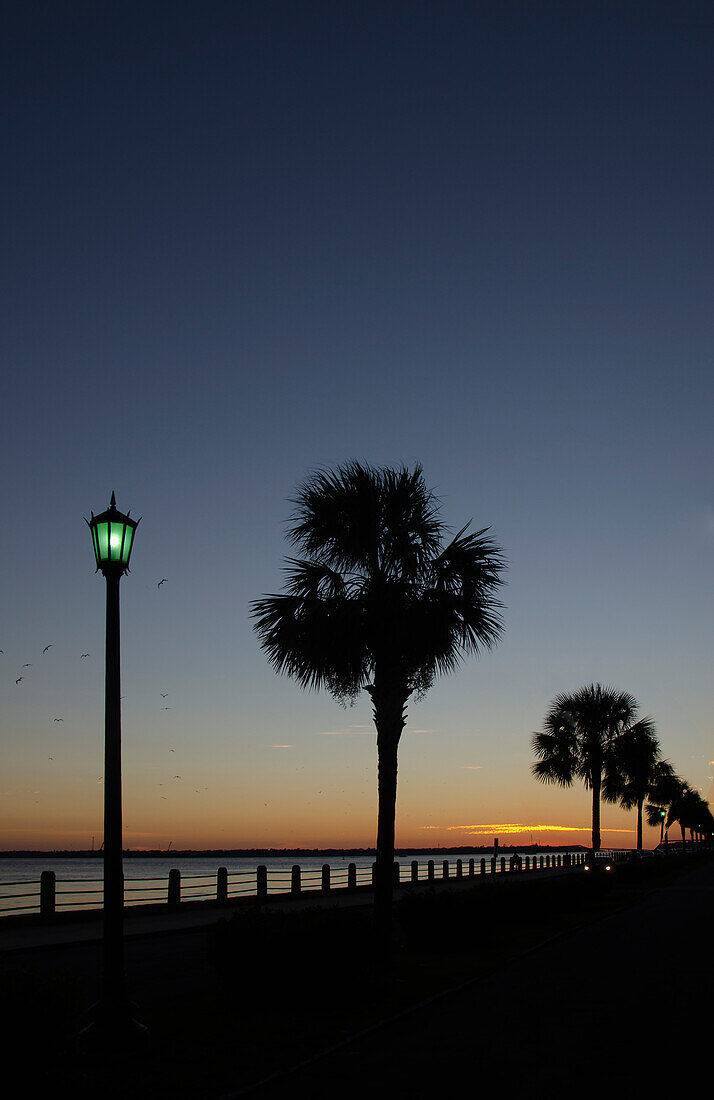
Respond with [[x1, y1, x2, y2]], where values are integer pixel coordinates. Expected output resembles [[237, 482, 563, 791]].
[[531, 729, 578, 787], [253, 462, 506, 707]]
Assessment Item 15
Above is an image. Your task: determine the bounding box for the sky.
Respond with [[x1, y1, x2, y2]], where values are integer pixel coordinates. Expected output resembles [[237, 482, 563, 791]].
[[1, 0, 713, 851]]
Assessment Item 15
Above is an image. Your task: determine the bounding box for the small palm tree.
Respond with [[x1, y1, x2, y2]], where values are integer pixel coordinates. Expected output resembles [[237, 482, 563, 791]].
[[531, 683, 639, 856], [604, 718, 662, 851], [251, 462, 506, 955]]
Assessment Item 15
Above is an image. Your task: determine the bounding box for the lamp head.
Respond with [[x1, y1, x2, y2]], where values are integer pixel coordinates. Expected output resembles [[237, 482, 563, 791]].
[[85, 492, 141, 576]]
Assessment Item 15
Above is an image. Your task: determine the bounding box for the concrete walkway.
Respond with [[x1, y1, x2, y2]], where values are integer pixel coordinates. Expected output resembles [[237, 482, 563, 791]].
[[223, 856, 714, 1098]]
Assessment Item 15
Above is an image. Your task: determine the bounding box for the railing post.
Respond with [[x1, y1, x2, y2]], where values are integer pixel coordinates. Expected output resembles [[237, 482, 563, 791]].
[[40, 870, 55, 916], [217, 866, 228, 902], [468, 858, 475, 877], [490, 856, 497, 874], [480, 858, 486, 875], [442, 859, 449, 880], [168, 868, 181, 907], [456, 859, 463, 879], [500, 856, 506, 874], [348, 862, 357, 889], [291, 865, 301, 895], [411, 860, 419, 884], [427, 859, 435, 882], [257, 864, 268, 900], [393, 861, 400, 887], [525, 856, 530, 871], [322, 864, 330, 892], [371, 862, 377, 887]]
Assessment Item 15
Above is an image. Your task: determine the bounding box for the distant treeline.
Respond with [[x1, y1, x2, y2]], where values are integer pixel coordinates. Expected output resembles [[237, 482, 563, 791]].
[[0, 844, 587, 858]]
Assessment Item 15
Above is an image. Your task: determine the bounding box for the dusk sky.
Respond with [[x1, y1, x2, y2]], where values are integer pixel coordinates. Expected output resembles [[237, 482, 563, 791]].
[[2, 1, 713, 851]]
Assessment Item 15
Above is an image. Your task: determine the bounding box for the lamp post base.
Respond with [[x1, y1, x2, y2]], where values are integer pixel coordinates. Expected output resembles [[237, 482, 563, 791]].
[[78, 998, 148, 1049]]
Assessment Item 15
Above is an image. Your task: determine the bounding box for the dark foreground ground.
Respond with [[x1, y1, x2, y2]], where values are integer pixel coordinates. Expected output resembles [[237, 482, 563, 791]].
[[3, 853, 711, 1098]]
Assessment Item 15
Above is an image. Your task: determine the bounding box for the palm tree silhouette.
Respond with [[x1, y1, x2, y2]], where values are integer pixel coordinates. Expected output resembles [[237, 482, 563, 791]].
[[645, 763, 683, 845], [531, 683, 639, 857], [604, 717, 664, 851], [667, 783, 712, 851], [251, 462, 506, 955]]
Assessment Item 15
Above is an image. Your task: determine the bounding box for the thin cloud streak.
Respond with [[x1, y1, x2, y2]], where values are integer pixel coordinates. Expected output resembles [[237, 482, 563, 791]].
[[420, 823, 635, 835]]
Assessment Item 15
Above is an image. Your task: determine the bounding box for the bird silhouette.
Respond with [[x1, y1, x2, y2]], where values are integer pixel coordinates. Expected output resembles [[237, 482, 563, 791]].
[[173, 775, 181, 779], [169, 748, 175, 752], [42, 645, 53, 654], [21, 663, 32, 668], [160, 693, 169, 698], [161, 707, 172, 710], [15, 677, 23, 684], [80, 653, 90, 659], [158, 579, 167, 588], [53, 717, 64, 722]]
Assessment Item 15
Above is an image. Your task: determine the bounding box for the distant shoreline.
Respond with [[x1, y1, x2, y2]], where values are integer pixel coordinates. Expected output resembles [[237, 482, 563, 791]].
[[0, 844, 587, 858]]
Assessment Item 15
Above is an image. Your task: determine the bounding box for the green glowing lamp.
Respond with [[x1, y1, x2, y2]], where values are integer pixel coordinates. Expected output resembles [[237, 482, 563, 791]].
[[86, 492, 141, 575]]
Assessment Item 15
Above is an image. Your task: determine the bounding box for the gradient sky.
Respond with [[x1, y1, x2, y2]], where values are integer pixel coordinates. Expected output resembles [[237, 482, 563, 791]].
[[2, 1, 713, 851]]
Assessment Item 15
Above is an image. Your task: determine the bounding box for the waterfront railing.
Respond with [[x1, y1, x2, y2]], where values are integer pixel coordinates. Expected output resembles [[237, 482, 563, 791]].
[[0, 851, 607, 919]]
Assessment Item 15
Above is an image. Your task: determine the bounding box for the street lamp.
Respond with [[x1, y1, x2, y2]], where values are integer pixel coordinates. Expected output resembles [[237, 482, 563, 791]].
[[84, 492, 144, 1039]]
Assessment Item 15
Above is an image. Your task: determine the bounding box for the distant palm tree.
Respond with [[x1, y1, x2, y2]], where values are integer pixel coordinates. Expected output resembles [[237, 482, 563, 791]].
[[604, 718, 663, 851], [251, 462, 506, 955], [645, 761, 682, 844], [668, 784, 711, 851], [531, 684, 639, 856]]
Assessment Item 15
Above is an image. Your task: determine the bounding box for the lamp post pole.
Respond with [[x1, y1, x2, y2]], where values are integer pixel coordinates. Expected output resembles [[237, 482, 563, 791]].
[[84, 492, 143, 1039], [103, 568, 124, 1015]]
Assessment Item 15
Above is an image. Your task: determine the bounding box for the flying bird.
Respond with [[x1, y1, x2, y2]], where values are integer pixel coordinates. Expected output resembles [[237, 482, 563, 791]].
[[21, 663, 32, 668], [173, 775, 181, 779], [160, 693, 169, 698], [15, 677, 22, 684], [161, 707, 172, 710], [169, 748, 175, 752], [53, 717, 64, 722], [42, 645, 53, 654], [80, 653, 90, 659], [158, 579, 167, 588]]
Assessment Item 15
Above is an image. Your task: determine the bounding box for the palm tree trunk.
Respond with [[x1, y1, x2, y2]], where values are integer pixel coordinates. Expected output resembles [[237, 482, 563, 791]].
[[375, 733, 399, 957], [636, 797, 643, 852], [369, 676, 408, 962], [591, 770, 602, 856]]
